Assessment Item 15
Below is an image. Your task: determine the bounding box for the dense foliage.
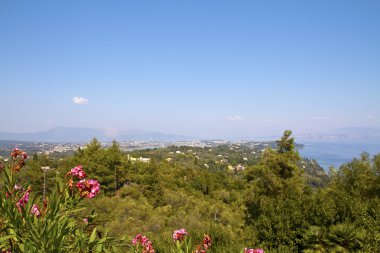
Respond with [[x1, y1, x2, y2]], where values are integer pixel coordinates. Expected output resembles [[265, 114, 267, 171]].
[[1, 131, 379, 252]]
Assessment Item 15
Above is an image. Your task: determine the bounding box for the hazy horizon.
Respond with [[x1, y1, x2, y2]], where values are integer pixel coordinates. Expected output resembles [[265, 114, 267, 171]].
[[1, 1, 379, 138], [1, 125, 380, 144]]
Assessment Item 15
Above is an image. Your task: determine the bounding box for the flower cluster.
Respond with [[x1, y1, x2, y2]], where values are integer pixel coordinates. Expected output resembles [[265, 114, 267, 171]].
[[172, 228, 188, 241], [66, 165, 86, 179], [202, 234, 212, 249], [76, 179, 100, 199], [132, 234, 155, 253], [66, 165, 100, 199], [244, 248, 264, 253], [10, 148, 28, 172], [195, 234, 212, 253], [10, 147, 28, 159]]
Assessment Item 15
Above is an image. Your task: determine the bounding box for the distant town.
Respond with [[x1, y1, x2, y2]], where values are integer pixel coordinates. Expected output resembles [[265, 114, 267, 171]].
[[0, 138, 326, 180], [0, 139, 284, 157]]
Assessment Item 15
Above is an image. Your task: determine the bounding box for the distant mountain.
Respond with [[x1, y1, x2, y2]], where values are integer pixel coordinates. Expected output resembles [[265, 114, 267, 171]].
[[333, 127, 380, 138], [296, 127, 380, 142], [0, 127, 193, 143]]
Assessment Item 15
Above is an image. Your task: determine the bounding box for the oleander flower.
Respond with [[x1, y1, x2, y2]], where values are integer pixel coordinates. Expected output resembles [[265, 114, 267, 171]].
[[202, 234, 212, 249], [66, 165, 86, 179], [12, 161, 24, 172], [172, 228, 188, 241], [16, 188, 31, 211], [132, 234, 155, 253], [13, 184, 26, 193], [87, 179, 100, 198], [144, 242, 155, 253], [132, 234, 142, 245], [194, 234, 212, 253], [21, 152, 28, 159], [31, 204, 41, 217], [76, 179, 100, 199], [10, 148, 28, 172], [244, 248, 264, 253], [10, 147, 21, 158]]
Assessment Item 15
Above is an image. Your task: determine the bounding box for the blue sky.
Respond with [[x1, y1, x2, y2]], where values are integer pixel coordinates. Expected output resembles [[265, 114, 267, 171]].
[[1, 0, 379, 138]]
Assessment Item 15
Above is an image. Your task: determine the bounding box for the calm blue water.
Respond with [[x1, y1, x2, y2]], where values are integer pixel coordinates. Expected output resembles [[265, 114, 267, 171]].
[[298, 141, 380, 171]]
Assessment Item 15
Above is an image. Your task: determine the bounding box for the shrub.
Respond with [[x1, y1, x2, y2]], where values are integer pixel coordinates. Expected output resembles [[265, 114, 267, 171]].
[[0, 148, 114, 252]]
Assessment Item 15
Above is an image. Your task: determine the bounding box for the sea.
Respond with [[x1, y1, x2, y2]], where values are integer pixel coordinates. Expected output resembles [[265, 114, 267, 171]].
[[298, 141, 380, 171]]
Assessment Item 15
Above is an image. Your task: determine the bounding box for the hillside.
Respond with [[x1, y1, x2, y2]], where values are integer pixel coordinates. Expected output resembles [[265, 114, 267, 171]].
[[1, 132, 379, 252]]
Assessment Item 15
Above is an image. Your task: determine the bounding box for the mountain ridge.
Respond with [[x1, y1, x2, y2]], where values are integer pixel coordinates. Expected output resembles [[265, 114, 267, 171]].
[[0, 127, 193, 143]]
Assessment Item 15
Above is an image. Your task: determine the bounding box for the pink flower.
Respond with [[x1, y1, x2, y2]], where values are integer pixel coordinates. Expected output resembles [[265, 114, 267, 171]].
[[194, 234, 212, 253], [21, 152, 28, 159], [18, 190, 30, 206], [76, 180, 85, 189], [76, 179, 100, 199], [11, 148, 20, 157], [132, 234, 149, 245], [144, 242, 155, 253], [172, 228, 188, 241], [132, 234, 142, 245], [87, 179, 100, 198], [16, 188, 31, 211], [244, 248, 264, 253], [132, 234, 155, 253], [202, 234, 212, 249], [67, 165, 86, 179], [83, 218, 89, 225], [31, 204, 41, 217], [11, 148, 27, 159], [141, 236, 149, 245], [10, 148, 27, 172]]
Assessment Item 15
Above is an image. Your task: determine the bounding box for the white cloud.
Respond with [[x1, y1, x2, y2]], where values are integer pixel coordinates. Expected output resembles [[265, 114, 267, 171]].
[[227, 115, 242, 121], [72, 96, 89, 105]]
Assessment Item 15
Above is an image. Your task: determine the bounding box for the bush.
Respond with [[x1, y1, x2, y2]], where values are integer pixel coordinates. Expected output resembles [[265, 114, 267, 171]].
[[0, 148, 114, 252]]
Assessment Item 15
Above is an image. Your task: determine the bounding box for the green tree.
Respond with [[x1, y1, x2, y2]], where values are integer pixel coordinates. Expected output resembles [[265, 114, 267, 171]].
[[106, 140, 123, 191], [244, 130, 305, 250]]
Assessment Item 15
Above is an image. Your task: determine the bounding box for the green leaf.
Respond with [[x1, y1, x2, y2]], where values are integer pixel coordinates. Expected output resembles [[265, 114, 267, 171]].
[[89, 227, 97, 244], [0, 234, 15, 243]]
